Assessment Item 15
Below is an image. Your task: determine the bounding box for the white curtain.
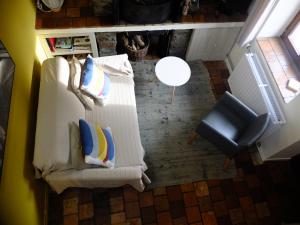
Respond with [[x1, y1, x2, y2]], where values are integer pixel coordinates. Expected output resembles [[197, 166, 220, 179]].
[[237, 0, 278, 47]]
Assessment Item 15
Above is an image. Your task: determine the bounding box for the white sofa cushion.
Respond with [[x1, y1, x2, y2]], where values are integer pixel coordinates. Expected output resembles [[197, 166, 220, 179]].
[[85, 75, 146, 170], [33, 57, 85, 176]]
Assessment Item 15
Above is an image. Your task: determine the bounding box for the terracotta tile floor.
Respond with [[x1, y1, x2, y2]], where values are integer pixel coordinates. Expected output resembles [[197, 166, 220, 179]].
[[48, 61, 300, 225], [36, 0, 247, 29]]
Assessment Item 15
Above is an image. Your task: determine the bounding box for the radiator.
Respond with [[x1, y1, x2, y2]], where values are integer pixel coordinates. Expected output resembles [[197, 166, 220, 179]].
[[228, 52, 285, 140]]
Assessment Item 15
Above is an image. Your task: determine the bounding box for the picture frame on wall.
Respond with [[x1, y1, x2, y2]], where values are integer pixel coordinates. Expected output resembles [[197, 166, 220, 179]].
[[0, 40, 15, 181]]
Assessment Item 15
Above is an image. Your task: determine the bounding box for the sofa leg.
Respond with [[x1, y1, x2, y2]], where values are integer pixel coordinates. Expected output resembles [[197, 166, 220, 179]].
[[187, 131, 199, 145], [223, 157, 232, 170]]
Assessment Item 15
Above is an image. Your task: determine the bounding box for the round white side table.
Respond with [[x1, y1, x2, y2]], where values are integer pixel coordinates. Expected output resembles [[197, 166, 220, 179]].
[[155, 56, 191, 103]]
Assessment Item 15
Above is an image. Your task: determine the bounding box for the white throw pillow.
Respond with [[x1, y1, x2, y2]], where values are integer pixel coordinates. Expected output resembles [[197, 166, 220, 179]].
[[69, 57, 94, 110]]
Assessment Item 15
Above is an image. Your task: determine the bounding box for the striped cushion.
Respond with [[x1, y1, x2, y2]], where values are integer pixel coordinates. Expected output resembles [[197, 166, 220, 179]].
[[101, 74, 110, 97], [81, 56, 106, 98], [79, 119, 115, 168]]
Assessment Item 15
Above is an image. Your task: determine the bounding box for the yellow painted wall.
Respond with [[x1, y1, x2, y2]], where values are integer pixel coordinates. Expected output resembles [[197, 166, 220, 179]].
[[0, 1, 45, 225]]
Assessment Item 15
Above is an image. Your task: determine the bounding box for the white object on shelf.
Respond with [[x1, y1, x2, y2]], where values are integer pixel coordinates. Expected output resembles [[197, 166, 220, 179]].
[[73, 36, 91, 46]]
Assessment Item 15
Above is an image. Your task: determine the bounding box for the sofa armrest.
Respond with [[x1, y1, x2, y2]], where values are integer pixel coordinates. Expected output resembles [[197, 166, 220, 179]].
[[45, 166, 145, 193]]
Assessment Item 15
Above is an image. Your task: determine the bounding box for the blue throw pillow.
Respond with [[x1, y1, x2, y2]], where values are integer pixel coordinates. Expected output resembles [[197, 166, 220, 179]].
[[80, 56, 108, 99], [79, 119, 115, 168]]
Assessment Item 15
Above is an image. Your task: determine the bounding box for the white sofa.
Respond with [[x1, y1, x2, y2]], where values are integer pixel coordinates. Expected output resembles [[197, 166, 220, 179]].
[[33, 55, 149, 193]]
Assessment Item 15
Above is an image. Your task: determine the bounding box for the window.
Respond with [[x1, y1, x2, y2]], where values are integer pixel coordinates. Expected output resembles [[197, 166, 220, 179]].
[[282, 10, 300, 69]]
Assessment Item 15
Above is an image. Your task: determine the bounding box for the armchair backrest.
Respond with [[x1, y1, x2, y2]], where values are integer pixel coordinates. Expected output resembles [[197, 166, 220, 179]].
[[218, 92, 258, 124]]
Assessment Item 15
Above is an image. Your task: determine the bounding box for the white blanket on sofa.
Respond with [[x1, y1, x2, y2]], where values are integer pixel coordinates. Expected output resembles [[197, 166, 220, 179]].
[[92, 54, 134, 78]]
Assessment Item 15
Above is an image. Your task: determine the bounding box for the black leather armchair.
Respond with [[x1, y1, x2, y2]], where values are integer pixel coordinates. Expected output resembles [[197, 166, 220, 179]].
[[188, 91, 270, 168]]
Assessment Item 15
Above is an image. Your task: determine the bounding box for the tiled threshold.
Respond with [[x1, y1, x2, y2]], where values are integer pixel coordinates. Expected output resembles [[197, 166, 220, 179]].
[[257, 37, 300, 103]]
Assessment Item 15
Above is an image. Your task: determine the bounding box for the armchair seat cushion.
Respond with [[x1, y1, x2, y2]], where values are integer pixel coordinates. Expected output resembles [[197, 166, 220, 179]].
[[202, 107, 245, 141]]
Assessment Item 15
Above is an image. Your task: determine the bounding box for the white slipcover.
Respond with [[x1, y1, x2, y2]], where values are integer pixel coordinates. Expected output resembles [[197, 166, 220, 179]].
[[33, 55, 149, 193]]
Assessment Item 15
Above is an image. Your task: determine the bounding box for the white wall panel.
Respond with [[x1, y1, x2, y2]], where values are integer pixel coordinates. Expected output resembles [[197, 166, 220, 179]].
[[186, 27, 241, 61]]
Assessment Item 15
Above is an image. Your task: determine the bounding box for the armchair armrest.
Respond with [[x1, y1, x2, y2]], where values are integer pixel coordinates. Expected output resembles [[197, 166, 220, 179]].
[[237, 113, 270, 147]]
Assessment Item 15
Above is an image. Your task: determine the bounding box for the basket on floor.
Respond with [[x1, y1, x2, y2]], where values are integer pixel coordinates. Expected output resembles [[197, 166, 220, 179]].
[[124, 36, 150, 61]]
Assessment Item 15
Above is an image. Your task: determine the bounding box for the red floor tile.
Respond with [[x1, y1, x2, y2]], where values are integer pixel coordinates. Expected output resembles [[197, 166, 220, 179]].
[[157, 212, 172, 225], [110, 212, 126, 224], [181, 183, 194, 193], [170, 201, 186, 218], [153, 187, 166, 196], [213, 201, 228, 217], [141, 206, 157, 224], [109, 196, 124, 213], [139, 191, 154, 208], [64, 214, 78, 225], [173, 217, 188, 225], [154, 195, 170, 212], [198, 196, 213, 212], [183, 192, 198, 207], [124, 186, 139, 202], [209, 187, 224, 202], [229, 208, 245, 224], [186, 206, 202, 223], [125, 201, 140, 219], [79, 203, 93, 220], [194, 181, 209, 198], [201, 211, 218, 225], [167, 185, 183, 202], [239, 196, 255, 212]]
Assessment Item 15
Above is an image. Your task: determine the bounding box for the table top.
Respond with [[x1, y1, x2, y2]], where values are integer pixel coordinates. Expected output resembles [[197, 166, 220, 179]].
[[155, 56, 191, 87]]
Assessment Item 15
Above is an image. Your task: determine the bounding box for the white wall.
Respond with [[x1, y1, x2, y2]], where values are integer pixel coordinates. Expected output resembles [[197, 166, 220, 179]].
[[256, 1, 300, 159], [258, 0, 300, 37], [227, 0, 300, 160], [228, 44, 245, 70], [260, 92, 300, 159], [228, 40, 300, 160]]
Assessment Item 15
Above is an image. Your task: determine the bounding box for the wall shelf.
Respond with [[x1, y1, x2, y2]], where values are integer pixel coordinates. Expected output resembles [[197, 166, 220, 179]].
[[36, 21, 244, 35], [39, 32, 99, 58], [51, 49, 92, 56], [38, 21, 244, 60]]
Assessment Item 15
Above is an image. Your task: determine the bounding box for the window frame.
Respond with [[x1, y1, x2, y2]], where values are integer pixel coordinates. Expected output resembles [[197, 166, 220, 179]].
[[281, 10, 300, 69]]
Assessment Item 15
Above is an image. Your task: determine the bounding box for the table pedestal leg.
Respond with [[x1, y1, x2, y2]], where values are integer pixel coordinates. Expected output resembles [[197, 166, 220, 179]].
[[171, 86, 176, 103]]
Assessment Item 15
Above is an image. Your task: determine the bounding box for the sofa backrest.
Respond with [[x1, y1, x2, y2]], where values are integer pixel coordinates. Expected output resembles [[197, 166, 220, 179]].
[[33, 57, 85, 175]]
